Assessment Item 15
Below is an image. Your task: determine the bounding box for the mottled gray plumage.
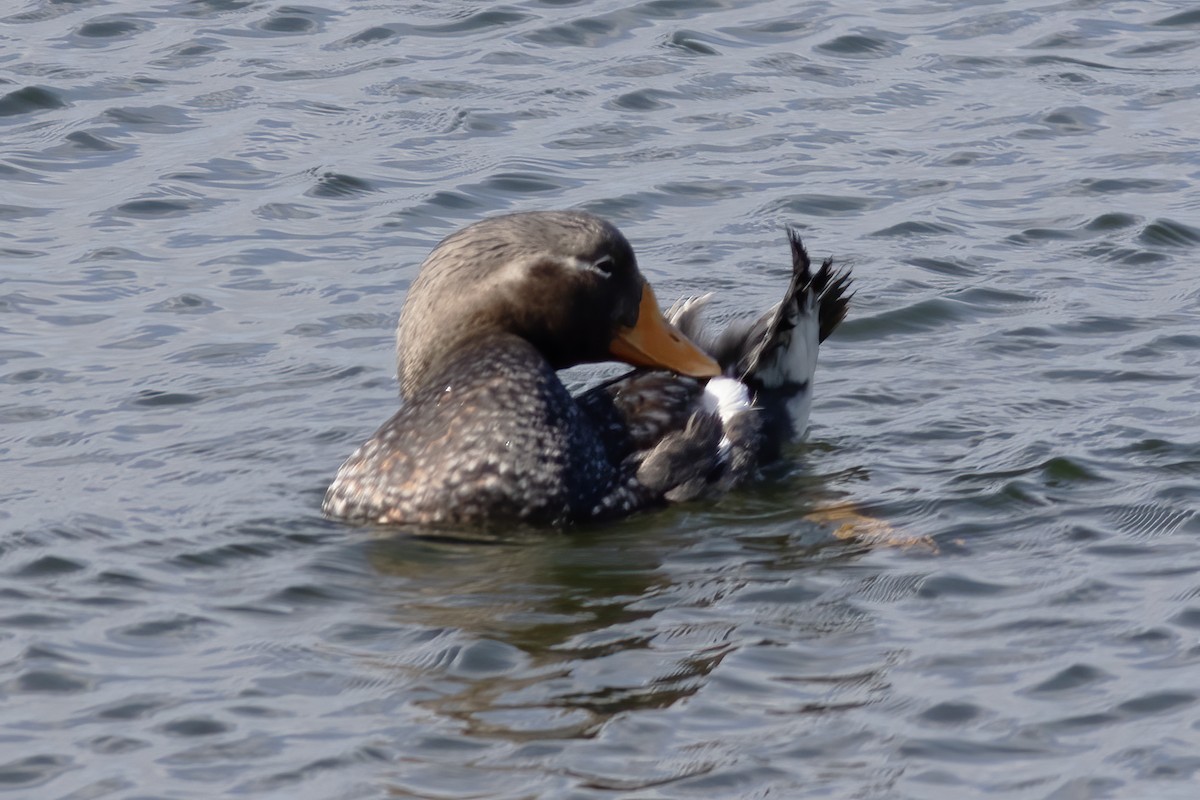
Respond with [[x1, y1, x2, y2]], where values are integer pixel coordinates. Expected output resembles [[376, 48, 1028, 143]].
[[324, 335, 653, 525], [322, 211, 851, 529]]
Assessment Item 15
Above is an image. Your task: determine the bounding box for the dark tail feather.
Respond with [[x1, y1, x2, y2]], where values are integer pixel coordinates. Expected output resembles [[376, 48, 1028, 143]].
[[712, 227, 854, 381], [786, 226, 853, 344]]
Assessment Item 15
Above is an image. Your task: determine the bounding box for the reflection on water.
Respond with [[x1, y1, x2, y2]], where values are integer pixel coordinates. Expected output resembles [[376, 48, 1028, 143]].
[[352, 505, 900, 795], [4, 0, 1200, 797], [363, 493, 881, 745]]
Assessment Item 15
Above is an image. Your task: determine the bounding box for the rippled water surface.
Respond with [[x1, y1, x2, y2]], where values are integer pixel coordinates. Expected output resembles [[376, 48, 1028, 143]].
[[4, 0, 1200, 797]]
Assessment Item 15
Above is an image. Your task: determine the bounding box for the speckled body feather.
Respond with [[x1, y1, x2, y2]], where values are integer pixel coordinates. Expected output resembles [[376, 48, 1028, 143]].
[[326, 336, 634, 525]]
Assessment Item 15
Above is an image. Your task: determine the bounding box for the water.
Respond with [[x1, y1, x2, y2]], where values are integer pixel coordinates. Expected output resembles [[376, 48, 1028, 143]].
[[3, 0, 1199, 797]]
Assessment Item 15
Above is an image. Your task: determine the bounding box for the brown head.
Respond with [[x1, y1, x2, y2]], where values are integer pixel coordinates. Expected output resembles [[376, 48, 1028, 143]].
[[395, 211, 719, 397]]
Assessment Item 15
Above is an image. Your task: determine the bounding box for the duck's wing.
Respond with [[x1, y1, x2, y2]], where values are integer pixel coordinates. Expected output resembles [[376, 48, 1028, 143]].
[[575, 369, 740, 508], [575, 370, 706, 459], [722, 229, 851, 378], [709, 230, 852, 454]]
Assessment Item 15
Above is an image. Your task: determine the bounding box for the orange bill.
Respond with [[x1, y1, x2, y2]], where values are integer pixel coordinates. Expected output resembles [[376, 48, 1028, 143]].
[[609, 284, 721, 377]]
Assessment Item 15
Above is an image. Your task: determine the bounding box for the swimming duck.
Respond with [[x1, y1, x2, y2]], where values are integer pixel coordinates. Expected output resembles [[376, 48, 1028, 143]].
[[322, 210, 850, 527]]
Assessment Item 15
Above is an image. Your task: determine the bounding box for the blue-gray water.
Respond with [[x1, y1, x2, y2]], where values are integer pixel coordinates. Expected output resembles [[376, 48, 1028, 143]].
[[3, 1, 1200, 798]]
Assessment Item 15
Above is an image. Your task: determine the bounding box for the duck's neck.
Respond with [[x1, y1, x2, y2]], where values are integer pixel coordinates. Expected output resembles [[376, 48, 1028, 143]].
[[399, 331, 548, 401]]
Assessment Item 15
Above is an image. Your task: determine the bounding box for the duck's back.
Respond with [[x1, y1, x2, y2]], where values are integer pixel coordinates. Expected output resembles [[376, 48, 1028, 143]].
[[323, 335, 617, 527]]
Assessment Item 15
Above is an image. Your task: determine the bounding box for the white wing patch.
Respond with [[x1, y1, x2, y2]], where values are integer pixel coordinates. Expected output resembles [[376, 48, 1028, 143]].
[[703, 377, 752, 457]]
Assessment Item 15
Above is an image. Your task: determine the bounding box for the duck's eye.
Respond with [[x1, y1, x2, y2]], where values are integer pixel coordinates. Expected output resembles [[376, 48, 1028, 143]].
[[589, 255, 615, 277]]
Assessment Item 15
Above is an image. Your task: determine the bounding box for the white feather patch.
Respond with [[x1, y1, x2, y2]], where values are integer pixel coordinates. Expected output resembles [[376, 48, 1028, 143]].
[[703, 377, 752, 457]]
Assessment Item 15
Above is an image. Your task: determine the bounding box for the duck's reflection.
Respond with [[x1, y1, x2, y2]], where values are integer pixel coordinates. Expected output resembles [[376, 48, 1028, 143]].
[[359, 479, 900, 742], [364, 518, 675, 738]]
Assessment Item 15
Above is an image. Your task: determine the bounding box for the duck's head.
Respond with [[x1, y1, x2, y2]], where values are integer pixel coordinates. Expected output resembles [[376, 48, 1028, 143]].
[[396, 211, 720, 396]]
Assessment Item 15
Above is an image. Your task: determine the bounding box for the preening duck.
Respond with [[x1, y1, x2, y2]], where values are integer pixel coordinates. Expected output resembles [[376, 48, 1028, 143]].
[[322, 210, 851, 527]]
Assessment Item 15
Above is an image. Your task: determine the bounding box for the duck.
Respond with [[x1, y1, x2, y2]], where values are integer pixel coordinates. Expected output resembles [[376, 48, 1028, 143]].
[[322, 210, 851, 528]]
